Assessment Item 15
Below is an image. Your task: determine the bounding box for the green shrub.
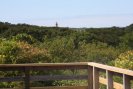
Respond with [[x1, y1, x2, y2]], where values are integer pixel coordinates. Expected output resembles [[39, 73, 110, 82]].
[[0, 39, 50, 64], [79, 42, 120, 64], [12, 33, 36, 44], [114, 50, 133, 70]]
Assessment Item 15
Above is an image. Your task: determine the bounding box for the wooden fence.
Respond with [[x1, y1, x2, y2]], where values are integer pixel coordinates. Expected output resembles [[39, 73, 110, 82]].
[[0, 62, 133, 89]]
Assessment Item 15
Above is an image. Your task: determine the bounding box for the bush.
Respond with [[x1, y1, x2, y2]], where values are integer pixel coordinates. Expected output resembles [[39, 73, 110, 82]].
[[0, 39, 19, 64], [15, 41, 50, 63], [114, 50, 133, 70], [0, 39, 50, 64], [79, 42, 120, 64], [42, 37, 78, 62], [12, 33, 36, 44]]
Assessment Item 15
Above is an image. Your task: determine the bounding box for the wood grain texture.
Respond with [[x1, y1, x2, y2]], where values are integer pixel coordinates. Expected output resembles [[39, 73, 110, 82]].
[[106, 70, 113, 89], [0, 62, 88, 67], [123, 74, 131, 89], [0, 62, 133, 76], [88, 66, 93, 89], [24, 67, 30, 89], [99, 77, 123, 89], [0, 62, 132, 89], [0, 62, 132, 77], [88, 62, 133, 76], [93, 67, 99, 89]]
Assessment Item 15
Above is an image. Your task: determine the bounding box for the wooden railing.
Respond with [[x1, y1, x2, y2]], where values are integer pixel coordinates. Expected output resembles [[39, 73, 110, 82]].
[[0, 62, 133, 89]]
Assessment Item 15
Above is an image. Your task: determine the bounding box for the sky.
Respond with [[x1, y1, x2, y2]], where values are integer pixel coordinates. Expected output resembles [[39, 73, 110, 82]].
[[0, 0, 133, 28]]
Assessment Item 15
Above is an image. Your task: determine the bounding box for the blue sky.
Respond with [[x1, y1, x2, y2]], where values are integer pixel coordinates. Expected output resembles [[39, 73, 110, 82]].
[[0, 0, 133, 27]]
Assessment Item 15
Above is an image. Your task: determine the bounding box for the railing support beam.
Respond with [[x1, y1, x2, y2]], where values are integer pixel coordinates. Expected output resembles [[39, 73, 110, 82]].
[[88, 66, 93, 89], [106, 70, 113, 89], [123, 74, 131, 89], [24, 67, 30, 89], [93, 67, 99, 89]]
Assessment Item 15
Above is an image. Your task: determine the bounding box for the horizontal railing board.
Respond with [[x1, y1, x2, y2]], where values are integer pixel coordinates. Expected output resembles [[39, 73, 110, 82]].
[[0, 62, 133, 76], [31, 86, 88, 89], [30, 75, 88, 81], [29, 66, 88, 70], [0, 86, 88, 89], [0, 66, 87, 72], [0, 76, 24, 82], [0, 67, 25, 71], [99, 77, 123, 89], [0, 62, 133, 89], [88, 62, 133, 76], [0, 63, 88, 67], [0, 75, 88, 82]]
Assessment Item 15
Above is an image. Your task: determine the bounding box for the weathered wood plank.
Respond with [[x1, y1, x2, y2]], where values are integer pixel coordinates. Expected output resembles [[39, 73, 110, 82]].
[[88, 66, 93, 89], [123, 74, 131, 89], [0, 62, 132, 89], [0, 67, 24, 71], [24, 67, 30, 89], [106, 70, 113, 89], [0, 75, 88, 82], [0, 63, 89, 67], [0, 62, 133, 76], [99, 77, 123, 89], [0, 86, 88, 89], [30, 75, 88, 81], [0, 62, 133, 77], [88, 62, 133, 76], [93, 67, 99, 89], [0, 76, 24, 82], [29, 66, 88, 70], [31, 86, 88, 89]]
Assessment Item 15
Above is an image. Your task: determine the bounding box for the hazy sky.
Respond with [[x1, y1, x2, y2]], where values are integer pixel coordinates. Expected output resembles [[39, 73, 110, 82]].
[[0, 0, 133, 27]]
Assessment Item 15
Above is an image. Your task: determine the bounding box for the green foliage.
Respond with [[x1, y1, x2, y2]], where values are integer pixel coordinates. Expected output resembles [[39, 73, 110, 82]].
[[0, 82, 22, 88], [85, 27, 125, 46], [0, 39, 19, 64], [53, 80, 87, 86], [12, 33, 36, 44], [79, 42, 120, 64], [42, 37, 81, 62], [119, 32, 133, 49], [126, 24, 133, 31], [15, 42, 50, 63], [0, 39, 50, 64], [114, 50, 133, 70]]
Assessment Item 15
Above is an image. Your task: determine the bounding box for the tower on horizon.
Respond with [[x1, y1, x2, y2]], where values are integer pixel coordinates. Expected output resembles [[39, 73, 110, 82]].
[[56, 22, 58, 27]]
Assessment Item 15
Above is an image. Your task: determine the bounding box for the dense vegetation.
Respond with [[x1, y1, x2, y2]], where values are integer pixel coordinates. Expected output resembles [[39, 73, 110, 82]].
[[0, 22, 133, 88]]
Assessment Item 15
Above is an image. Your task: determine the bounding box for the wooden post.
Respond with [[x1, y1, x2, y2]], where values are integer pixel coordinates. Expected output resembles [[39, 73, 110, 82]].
[[106, 70, 113, 89], [88, 66, 93, 89], [123, 74, 131, 89], [24, 67, 30, 89], [93, 67, 99, 89]]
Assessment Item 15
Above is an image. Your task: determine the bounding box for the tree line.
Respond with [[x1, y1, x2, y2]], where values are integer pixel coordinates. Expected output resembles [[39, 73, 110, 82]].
[[0, 22, 133, 88]]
